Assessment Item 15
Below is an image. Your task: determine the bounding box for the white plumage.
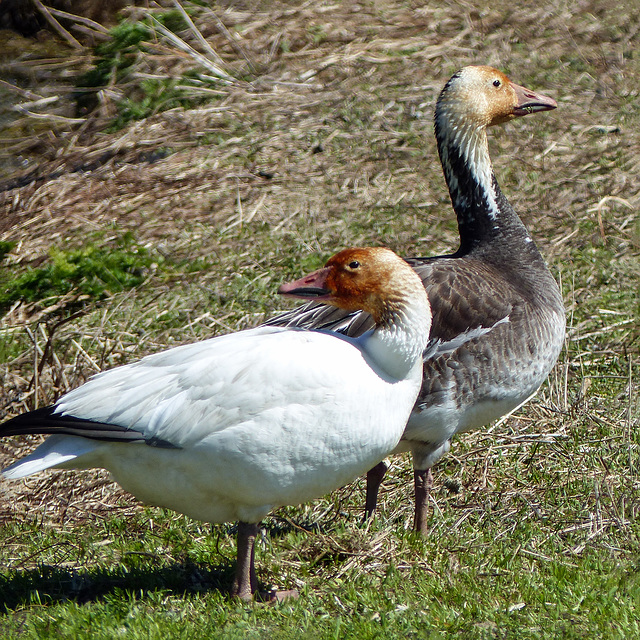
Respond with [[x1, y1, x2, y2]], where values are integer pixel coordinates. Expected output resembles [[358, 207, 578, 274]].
[[7, 327, 420, 523], [1, 246, 431, 600]]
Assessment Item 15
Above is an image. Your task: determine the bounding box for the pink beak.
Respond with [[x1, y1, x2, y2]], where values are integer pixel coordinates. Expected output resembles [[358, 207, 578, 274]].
[[511, 82, 557, 117], [278, 266, 332, 300]]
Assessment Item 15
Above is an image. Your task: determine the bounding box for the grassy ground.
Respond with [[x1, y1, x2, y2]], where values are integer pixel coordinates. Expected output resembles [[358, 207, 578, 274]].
[[0, 0, 639, 637]]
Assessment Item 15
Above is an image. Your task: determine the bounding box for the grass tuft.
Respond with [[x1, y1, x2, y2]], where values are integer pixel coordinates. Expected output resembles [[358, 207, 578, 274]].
[[0, 234, 162, 314]]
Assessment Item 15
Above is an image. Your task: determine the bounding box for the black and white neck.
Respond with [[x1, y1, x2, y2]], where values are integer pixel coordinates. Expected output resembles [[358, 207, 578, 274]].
[[435, 107, 507, 251], [433, 66, 557, 258]]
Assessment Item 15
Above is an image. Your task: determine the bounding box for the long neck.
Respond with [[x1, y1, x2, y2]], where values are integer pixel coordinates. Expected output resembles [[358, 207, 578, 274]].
[[435, 109, 538, 259], [362, 293, 430, 381], [434, 105, 564, 311]]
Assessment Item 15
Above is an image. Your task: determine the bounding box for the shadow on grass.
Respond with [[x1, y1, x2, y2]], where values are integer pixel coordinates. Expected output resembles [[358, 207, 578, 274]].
[[0, 560, 237, 613], [0, 516, 338, 614]]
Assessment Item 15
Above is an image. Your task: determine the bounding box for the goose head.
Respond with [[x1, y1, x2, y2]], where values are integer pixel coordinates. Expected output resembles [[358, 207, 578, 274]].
[[436, 65, 557, 131], [279, 247, 428, 327]]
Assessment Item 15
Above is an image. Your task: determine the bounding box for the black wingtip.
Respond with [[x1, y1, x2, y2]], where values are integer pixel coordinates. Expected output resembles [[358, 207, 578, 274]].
[[0, 406, 58, 436], [0, 406, 178, 449]]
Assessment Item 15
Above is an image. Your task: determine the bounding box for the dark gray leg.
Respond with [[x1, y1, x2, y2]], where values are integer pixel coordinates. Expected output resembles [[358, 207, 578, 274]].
[[231, 521, 299, 603], [413, 467, 433, 536], [364, 460, 389, 521]]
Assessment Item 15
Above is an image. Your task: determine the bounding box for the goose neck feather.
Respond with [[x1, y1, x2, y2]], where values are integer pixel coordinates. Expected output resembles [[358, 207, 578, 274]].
[[360, 293, 431, 380], [436, 114, 504, 248]]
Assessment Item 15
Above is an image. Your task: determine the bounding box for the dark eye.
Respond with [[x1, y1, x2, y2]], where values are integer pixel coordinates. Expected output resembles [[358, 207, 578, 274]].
[[493, 79, 501, 87], [348, 260, 360, 269]]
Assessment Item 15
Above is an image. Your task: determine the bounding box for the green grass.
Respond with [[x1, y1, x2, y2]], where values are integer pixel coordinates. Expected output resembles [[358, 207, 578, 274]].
[[75, 10, 227, 129], [0, 507, 638, 638], [0, 233, 164, 314]]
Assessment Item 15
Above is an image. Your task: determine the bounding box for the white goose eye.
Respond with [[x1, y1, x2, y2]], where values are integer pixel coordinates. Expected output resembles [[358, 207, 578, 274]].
[[492, 79, 502, 88]]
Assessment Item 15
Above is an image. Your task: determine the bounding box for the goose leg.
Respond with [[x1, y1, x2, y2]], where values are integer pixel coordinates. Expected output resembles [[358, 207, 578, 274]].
[[413, 467, 433, 536], [364, 460, 389, 521], [231, 521, 259, 600], [231, 521, 299, 603]]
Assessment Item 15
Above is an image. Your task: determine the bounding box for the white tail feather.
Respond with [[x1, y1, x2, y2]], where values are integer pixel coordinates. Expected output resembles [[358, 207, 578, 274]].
[[2, 435, 98, 479]]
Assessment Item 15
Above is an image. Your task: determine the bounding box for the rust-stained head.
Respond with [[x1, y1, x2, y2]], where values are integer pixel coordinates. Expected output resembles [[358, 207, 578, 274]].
[[279, 247, 426, 325]]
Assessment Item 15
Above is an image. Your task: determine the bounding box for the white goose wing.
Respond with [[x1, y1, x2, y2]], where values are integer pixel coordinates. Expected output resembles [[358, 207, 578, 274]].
[[51, 326, 376, 448]]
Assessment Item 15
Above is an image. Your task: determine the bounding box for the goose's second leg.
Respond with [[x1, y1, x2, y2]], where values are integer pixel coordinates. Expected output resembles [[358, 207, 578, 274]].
[[413, 467, 434, 536], [363, 460, 389, 521]]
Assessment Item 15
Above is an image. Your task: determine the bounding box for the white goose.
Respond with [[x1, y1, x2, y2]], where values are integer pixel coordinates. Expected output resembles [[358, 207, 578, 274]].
[[1, 247, 430, 601], [265, 66, 566, 534]]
